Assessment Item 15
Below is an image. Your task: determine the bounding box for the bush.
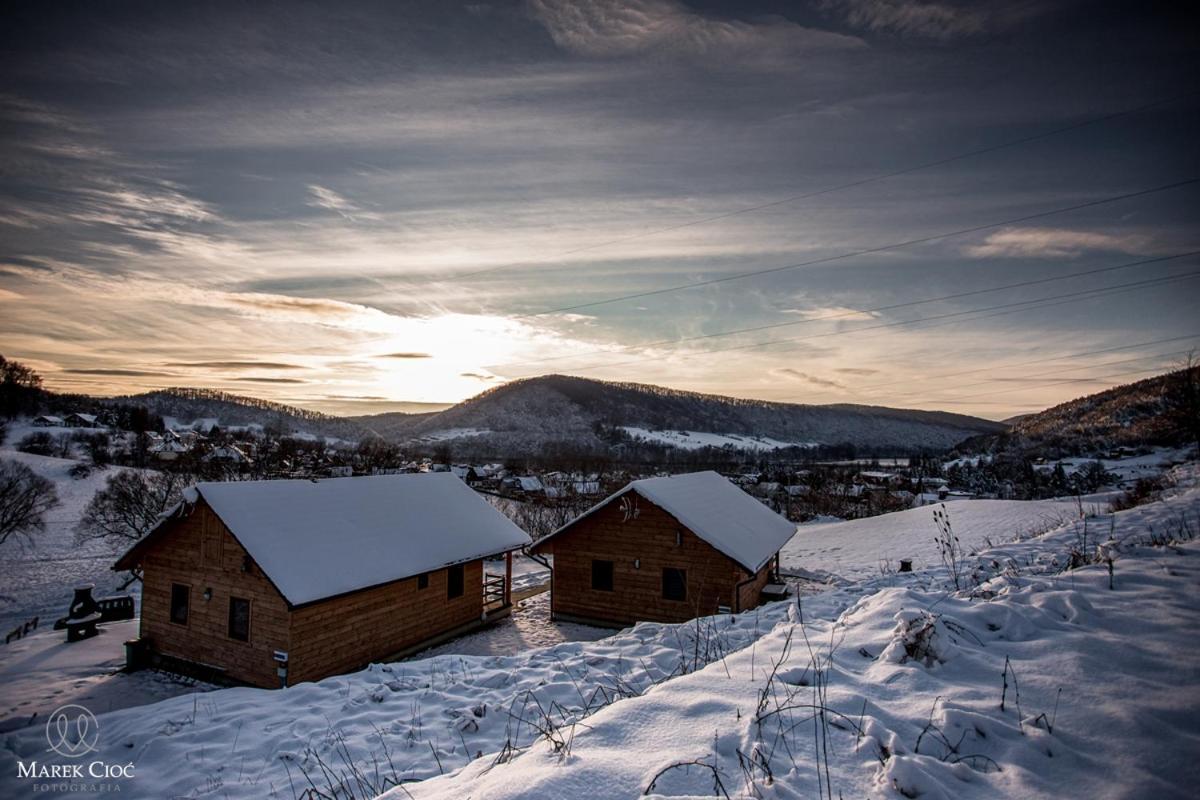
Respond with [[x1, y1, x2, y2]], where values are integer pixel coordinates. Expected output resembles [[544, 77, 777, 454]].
[[18, 431, 57, 456]]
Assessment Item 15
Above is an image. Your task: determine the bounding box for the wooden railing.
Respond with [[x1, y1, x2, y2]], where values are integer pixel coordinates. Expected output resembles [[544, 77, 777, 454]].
[[483, 573, 506, 606]]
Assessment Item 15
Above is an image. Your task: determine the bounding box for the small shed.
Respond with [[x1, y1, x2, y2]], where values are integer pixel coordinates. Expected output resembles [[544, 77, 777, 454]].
[[531, 471, 797, 627], [32, 415, 64, 427], [114, 474, 531, 688]]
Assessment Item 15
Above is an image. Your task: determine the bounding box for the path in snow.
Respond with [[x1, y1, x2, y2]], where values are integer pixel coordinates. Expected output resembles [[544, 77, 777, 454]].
[[0, 620, 210, 732], [413, 592, 610, 659]]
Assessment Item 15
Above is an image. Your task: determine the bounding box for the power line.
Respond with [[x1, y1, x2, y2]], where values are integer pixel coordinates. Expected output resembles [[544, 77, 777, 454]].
[[869, 347, 1197, 399], [933, 358, 1187, 401], [513, 178, 1199, 318], [450, 90, 1199, 282], [840, 334, 1200, 394], [503, 268, 1200, 376], [495, 251, 1199, 370]]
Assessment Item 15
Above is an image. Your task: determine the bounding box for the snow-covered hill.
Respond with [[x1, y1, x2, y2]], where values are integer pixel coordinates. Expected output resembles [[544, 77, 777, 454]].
[[0, 448, 139, 634], [355, 374, 1006, 456]]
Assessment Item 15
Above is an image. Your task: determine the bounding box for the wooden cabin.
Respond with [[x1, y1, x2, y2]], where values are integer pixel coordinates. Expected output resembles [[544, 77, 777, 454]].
[[114, 474, 530, 688], [531, 471, 797, 627]]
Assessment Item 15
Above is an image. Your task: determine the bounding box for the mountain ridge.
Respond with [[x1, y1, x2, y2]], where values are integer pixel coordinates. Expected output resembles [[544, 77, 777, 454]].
[[348, 374, 1007, 455]]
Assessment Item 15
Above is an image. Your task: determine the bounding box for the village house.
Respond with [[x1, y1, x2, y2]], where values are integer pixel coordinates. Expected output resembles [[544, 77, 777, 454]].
[[114, 474, 531, 688], [531, 471, 797, 628], [64, 412, 101, 427], [32, 414, 64, 427]]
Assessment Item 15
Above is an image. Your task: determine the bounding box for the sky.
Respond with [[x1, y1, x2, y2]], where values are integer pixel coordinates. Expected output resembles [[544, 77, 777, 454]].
[[0, 0, 1197, 420]]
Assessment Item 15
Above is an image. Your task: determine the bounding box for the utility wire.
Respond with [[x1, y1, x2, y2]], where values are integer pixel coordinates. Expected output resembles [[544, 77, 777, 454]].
[[869, 347, 1197, 399], [513, 178, 1199, 318], [507, 268, 1200, 376], [935, 359, 1187, 401], [840, 334, 1200, 394], [450, 90, 1199, 282], [495, 251, 1199, 370]]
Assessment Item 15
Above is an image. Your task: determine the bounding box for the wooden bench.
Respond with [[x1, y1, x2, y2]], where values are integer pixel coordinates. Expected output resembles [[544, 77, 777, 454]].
[[65, 612, 102, 643]]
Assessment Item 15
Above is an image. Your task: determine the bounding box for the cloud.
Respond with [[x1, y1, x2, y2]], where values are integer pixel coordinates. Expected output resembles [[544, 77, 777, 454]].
[[460, 371, 500, 380], [780, 305, 879, 321], [164, 360, 304, 370], [62, 368, 173, 376], [231, 376, 309, 384], [965, 227, 1152, 259], [772, 368, 847, 389], [0, 287, 22, 301], [306, 184, 380, 223], [526, 0, 859, 61], [818, 0, 991, 40], [835, 367, 879, 375], [381, 352, 433, 359]]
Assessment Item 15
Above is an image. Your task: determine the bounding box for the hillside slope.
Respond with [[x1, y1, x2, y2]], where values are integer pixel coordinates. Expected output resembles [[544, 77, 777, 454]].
[[960, 367, 1200, 456], [354, 374, 1006, 455], [107, 388, 367, 440]]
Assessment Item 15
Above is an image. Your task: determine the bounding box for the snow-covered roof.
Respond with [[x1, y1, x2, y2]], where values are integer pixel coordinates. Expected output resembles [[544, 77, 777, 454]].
[[67, 413, 98, 423], [118, 474, 531, 606], [537, 471, 796, 573]]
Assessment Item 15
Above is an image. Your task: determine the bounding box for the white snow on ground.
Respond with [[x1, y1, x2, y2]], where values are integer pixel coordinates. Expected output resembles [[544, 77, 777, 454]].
[[620, 426, 819, 451], [782, 497, 1092, 584], [0, 621, 209, 731], [414, 427, 490, 442], [4, 457, 1197, 799], [504, 552, 550, 593], [0, 449, 139, 634], [0, 598, 791, 798], [400, 467, 1200, 800], [1034, 447, 1192, 485], [413, 592, 610, 659]]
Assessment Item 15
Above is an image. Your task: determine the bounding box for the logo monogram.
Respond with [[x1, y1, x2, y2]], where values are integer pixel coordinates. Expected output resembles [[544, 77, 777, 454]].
[[45, 704, 100, 758]]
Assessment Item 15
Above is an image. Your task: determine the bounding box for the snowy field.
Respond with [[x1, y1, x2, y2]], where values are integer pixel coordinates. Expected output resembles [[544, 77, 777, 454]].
[[620, 426, 819, 451], [407, 484, 1200, 800], [0, 448, 138, 634], [782, 497, 1092, 584], [3, 465, 1197, 798]]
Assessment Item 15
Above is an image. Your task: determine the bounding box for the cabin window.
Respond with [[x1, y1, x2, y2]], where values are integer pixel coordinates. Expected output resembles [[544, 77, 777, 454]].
[[417, 572, 429, 590], [228, 596, 250, 642], [591, 559, 614, 592], [169, 583, 190, 625], [662, 568, 687, 602], [447, 564, 464, 599]]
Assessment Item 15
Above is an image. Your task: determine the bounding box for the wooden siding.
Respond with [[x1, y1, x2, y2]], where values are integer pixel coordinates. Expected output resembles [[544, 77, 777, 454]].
[[287, 560, 483, 685], [541, 496, 769, 626], [138, 501, 290, 688]]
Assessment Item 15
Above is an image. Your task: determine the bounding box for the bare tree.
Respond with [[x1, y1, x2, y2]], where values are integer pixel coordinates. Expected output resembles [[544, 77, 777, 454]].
[[76, 469, 192, 546], [0, 459, 58, 546]]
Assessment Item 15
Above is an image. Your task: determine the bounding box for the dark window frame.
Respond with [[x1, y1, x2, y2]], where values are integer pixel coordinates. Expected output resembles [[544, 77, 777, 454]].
[[417, 572, 429, 590], [169, 583, 190, 626], [591, 559, 614, 592], [447, 564, 465, 599], [662, 568, 687, 602], [228, 596, 251, 642]]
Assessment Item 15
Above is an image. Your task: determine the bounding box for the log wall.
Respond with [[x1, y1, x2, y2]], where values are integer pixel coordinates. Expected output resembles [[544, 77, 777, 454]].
[[539, 495, 770, 627]]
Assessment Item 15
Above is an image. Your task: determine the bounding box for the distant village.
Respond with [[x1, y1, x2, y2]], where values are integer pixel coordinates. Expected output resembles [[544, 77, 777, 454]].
[[17, 407, 1123, 524]]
